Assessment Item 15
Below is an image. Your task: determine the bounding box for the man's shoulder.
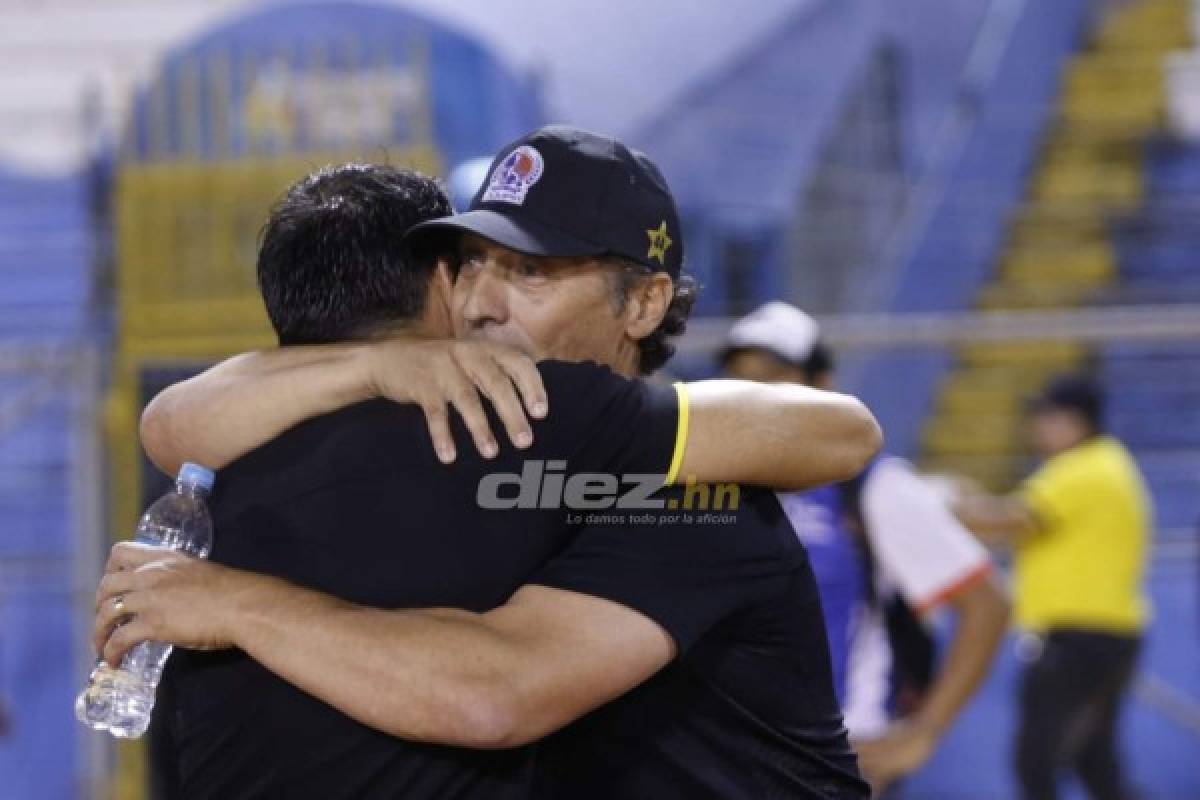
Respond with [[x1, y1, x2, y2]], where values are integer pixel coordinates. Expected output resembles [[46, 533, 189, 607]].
[[1090, 436, 1141, 474], [232, 397, 423, 461], [294, 397, 426, 446], [1035, 438, 1117, 490], [655, 483, 781, 512], [648, 484, 803, 564], [536, 358, 622, 386], [564, 483, 799, 565], [534, 360, 645, 425], [526, 360, 679, 477], [214, 399, 428, 507]]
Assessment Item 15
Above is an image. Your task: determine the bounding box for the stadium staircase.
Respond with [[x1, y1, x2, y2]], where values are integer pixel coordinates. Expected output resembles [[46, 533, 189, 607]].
[[920, 0, 1199, 535], [907, 11, 1200, 794]]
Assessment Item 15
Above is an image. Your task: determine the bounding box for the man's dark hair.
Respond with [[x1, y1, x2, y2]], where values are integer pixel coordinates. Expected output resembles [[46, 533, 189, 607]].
[[803, 342, 835, 383], [257, 163, 453, 345], [1029, 374, 1105, 433], [606, 257, 699, 375]]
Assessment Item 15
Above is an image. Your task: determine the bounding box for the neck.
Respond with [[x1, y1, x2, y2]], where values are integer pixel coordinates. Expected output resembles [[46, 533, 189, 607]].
[[610, 339, 641, 379], [362, 320, 421, 341], [1048, 432, 1096, 457]]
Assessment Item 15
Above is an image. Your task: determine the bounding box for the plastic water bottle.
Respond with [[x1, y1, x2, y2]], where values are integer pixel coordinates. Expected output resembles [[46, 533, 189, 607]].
[[75, 462, 215, 738]]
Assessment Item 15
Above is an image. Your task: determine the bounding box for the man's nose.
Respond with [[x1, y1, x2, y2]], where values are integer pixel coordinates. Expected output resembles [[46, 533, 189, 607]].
[[459, 261, 509, 328]]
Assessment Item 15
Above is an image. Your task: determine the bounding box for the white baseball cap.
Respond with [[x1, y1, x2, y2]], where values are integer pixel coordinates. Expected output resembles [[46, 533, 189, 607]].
[[723, 301, 823, 367]]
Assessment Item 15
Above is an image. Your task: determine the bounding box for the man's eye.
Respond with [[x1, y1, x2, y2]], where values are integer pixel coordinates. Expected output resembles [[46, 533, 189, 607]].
[[459, 253, 485, 273], [519, 262, 544, 279]]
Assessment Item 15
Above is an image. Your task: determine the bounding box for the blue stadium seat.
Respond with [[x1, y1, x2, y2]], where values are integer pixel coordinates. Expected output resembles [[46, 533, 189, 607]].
[[0, 170, 92, 796], [1144, 138, 1200, 196], [1099, 335, 1200, 533]]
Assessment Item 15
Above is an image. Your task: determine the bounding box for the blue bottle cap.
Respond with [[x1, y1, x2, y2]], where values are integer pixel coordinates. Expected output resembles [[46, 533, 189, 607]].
[[177, 462, 216, 493]]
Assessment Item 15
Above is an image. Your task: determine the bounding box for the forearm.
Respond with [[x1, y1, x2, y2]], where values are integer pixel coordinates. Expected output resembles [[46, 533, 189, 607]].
[[97, 545, 674, 750], [682, 381, 883, 490], [954, 494, 1037, 547], [140, 345, 376, 474], [911, 575, 1010, 736], [227, 574, 524, 748]]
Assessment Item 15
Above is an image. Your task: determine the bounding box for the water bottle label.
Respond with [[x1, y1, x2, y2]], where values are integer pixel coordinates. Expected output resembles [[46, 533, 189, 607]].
[[134, 531, 157, 546]]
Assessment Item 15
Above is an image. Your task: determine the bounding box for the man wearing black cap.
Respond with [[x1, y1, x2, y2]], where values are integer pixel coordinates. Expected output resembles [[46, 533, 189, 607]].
[[956, 375, 1150, 800], [97, 127, 875, 798]]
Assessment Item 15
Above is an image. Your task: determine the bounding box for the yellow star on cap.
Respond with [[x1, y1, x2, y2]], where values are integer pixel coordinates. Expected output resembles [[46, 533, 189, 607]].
[[646, 221, 673, 265]]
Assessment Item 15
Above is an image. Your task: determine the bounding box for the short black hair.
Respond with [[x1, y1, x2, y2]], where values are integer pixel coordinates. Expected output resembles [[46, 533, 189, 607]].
[[802, 342, 835, 383], [718, 342, 835, 383], [257, 163, 453, 346], [1028, 374, 1105, 432]]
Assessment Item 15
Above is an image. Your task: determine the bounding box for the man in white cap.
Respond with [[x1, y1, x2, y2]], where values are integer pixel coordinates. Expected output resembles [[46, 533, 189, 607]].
[[722, 301, 1011, 793]]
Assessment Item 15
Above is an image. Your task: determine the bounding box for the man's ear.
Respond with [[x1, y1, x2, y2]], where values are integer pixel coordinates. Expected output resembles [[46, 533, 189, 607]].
[[434, 257, 455, 286], [425, 258, 456, 326], [623, 273, 674, 341]]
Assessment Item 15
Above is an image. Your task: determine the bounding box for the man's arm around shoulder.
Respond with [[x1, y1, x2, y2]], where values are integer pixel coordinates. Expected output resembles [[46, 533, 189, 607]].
[[96, 546, 672, 749]]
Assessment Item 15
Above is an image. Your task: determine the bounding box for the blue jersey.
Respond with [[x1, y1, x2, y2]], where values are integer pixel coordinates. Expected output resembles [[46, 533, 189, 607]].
[[778, 484, 867, 704]]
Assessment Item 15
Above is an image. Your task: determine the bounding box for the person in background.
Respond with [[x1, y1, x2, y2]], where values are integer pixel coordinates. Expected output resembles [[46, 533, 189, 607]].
[[722, 302, 1010, 794], [955, 375, 1150, 800]]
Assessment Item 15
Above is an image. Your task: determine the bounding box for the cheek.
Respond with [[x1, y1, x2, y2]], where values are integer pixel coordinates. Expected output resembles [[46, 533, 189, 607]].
[[1029, 421, 1055, 449], [524, 291, 624, 359]]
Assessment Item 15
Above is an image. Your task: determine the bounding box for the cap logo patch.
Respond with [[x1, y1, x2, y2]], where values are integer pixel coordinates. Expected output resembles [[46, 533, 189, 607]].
[[482, 145, 545, 205], [646, 221, 673, 265]]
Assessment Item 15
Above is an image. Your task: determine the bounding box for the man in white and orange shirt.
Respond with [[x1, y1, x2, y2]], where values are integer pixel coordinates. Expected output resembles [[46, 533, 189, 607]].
[[723, 302, 1011, 794]]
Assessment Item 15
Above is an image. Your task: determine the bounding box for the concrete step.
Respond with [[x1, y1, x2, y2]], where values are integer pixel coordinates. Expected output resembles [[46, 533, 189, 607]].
[[924, 413, 1028, 459], [1058, 95, 1163, 132], [1092, 0, 1192, 51], [1032, 159, 1144, 207], [1038, 135, 1143, 171], [937, 371, 1040, 415], [958, 340, 1088, 368], [999, 239, 1116, 285], [1064, 52, 1168, 100], [976, 282, 1099, 310], [1007, 203, 1109, 246]]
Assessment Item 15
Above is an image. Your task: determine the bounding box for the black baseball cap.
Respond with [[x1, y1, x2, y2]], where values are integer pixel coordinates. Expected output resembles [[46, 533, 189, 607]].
[[406, 125, 684, 279], [1026, 374, 1105, 428]]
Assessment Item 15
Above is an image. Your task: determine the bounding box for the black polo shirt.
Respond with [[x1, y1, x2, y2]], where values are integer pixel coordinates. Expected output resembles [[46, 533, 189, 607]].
[[532, 485, 870, 799], [157, 361, 866, 799], [158, 360, 680, 799]]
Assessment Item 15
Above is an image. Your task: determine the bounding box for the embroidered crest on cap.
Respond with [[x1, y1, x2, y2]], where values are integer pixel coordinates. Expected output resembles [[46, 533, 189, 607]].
[[482, 146, 545, 205]]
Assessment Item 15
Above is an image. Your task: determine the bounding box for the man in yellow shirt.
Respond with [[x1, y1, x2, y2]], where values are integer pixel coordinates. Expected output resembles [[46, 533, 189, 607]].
[[956, 375, 1150, 800]]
